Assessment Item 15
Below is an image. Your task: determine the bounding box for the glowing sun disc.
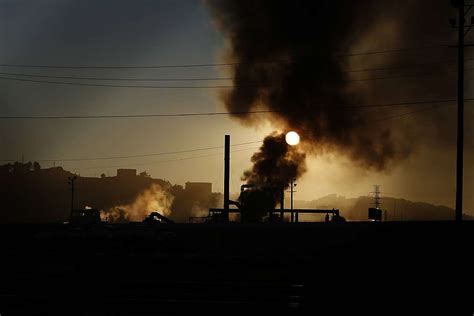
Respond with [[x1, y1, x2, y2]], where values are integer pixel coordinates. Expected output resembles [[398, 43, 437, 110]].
[[285, 131, 300, 146]]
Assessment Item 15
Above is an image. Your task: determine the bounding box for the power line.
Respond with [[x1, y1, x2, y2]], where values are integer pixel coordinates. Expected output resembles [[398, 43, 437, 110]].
[[335, 44, 449, 57], [0, 100, 460, 163], [0, 110, 277, 120], [0, 45, 452, 70], [0, 72, 234, 82], [349, 98, 472, 109], [0, 76, 234, 89], [344, 57, 474, 73], [85, 146, 261, 170], [1, 60, 473, 89], [2, 66, 473, 84], [0, 61, 244, 70], [349, 69, 463, 82], [1, 97, 473, 120], [0, 103, 452, 168], [0, 141, 263, 163], [372, 105, 441, 122], [79, 105, 449, 170]]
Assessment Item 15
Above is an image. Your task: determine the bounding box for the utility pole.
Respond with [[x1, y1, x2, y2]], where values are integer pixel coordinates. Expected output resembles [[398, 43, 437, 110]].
[[450, 0, 473, 222], [68, 175, 77, 221], [223, 135, 230, 222], [289, 179, 297, 222], [456, 0, 465, 223]]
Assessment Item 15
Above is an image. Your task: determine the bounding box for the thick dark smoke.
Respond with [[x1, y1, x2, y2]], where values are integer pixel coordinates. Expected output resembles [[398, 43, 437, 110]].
[[208, 0, 458, 172], [242, 133, 306, 189], [238, 133, 306, 219]]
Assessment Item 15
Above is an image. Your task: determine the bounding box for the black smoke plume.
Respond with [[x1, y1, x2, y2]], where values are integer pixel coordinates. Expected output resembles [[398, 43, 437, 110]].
[[238, 133, 306, 220], [242, 132, 306, 189], [208, 0, 458, 172]]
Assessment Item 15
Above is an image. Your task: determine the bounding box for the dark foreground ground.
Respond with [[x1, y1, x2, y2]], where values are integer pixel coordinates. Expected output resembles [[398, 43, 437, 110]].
[[0, 221, 473, 315]]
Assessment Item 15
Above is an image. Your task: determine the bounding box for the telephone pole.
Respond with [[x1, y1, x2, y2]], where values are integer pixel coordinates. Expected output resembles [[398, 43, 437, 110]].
[[456, 0, 465, 223], [223, 135, 230, 222], [450, 0, 474, 222], [68, 175, 77, 221], [289, 178, 297, 222]]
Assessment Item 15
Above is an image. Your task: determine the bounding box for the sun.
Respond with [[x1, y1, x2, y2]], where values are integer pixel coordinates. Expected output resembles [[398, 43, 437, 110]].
[[285, 131, 300, 146]]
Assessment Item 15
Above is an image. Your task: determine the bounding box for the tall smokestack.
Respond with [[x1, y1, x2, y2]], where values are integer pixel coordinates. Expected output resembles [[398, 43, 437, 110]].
[[223, 135, 230, 221]]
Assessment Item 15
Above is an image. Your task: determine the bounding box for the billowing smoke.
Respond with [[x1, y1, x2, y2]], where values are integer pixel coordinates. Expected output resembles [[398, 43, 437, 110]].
[[208, 0, 458, 175], [242, 132, 306, 190], [238, 133, 306, 220], [168, 184, 223, 222], [101, 182, 223, 223], [103, 184, 174, 223]]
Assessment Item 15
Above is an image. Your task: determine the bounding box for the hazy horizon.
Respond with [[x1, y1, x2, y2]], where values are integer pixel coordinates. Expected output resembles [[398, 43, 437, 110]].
[[1, 0, 472, 216]]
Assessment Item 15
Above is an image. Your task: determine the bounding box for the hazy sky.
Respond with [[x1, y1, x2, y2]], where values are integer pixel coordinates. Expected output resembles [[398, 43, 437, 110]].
[[0, 0, 472, 215]]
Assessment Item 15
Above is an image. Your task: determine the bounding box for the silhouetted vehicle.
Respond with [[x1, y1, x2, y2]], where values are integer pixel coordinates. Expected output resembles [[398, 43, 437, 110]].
[[142, 211, 174, 224], [70, 209, 101, 225]]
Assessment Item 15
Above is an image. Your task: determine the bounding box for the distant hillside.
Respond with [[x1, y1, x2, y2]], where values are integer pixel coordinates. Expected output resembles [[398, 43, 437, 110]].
[[296, 194, 473, 221], [2, 162, 470, 223], [0, 162, 222, 223]]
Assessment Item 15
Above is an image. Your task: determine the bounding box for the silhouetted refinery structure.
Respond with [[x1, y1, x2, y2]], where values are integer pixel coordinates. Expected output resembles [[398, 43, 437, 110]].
[[2, 136, 472, 313], [66, 134, 348, 225], [207, 183, 343, 224], [203, 135, 345, 224]]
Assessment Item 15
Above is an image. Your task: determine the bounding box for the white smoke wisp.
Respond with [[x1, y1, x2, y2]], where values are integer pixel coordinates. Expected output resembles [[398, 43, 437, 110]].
[[103, 184, 174, 223]]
